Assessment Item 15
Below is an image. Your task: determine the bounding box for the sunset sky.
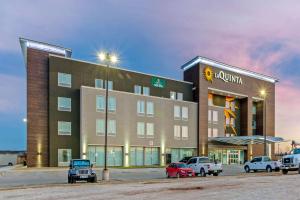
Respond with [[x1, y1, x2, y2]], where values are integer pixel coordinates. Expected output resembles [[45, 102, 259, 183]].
[[1, 0, 299, 151]]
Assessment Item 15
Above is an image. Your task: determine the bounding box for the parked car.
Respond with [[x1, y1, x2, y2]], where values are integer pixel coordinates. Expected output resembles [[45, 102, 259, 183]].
[[281, 148, 300, 175], [68, 159, 97, 183], [179, 156, 193, 163], [244, 156, 281, 173], [187, 157, 223, 177], [166, 162, 195, 178]]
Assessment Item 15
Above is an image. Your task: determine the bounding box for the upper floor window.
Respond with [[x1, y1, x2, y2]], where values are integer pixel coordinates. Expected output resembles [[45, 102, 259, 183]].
[[137, 122, 145, 137], [143, 87, 150, 96], [252, 106, 257, 115], [108, 119, 116, 136], [58, 72, 71, 88], [174, 125, 181, 139], [96, 95, 105, 112], [58, 121, 71, 135], [146, 101, 154, 116], [212, 128, 218, 137], [208, 110, 212, 122], [137, 100, 145, 115], [96, 119, 105, 136], [208, 128, 212, 137], [170, 91, 176, 100], [177, 93, 183, 101], [174, 105, 181, 119], [146, 123, 154, 137], [134, 85, 142, 95], [108, 96, 116, 112], [182, 107, 188, 120], [57, 97, 71, 112], [181, 126, 188, 139], [95, 79, 104, 88], [212, 110, 218, 123]]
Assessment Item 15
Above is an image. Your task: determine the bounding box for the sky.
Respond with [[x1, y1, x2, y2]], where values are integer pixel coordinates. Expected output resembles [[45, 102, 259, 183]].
[[0, 0, 300, 151]]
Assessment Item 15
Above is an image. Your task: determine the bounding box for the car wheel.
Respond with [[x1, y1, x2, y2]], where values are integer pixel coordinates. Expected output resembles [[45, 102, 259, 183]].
[[176, 173, 180, 178], [282, 169, 288, 175], [166, 172, 170, 178], [298, 166, 300, 174], [213, 172, 219, 176], [93, 175, 97, 183], [200, 168, 206, 177], [68, 176, 71, 184], [244, 166, 250, 173], [266, 166, 272, 173]]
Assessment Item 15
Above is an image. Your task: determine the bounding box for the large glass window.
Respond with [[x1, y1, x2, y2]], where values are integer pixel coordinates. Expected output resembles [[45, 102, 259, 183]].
[[96, 95, 105, 112], [95, 79, 104, 88], [58, 149, 72, 166], [104, 80, 113, 90], [146, 101, 154, 116], [137, 122, 145, 137], [144, 147, 159, 165], [143, 87, 150, 96], [96, 119, 105, 136], [57, 97, 71, 112], [134, 85, 142, 95], [181, 126, 188, 139], [58, 121, 71, 135], [108, 120, 116, 136], [182, 107, 188, 120], [174, 125, 181, 139], [130, 147, 144, 166], [88, 146, 122, 167], [146, 123, 154, 137], [137, 100, 145, 115], [108, 96, 116, 112], [58, 72, 71, 88], [174, 105, 181, 119]]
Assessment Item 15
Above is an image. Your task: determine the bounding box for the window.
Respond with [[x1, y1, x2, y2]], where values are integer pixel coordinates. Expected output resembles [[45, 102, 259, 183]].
[[134, 85, 142, 94], [143, 87, 150, 96], [174, 125, 181, 139], [108, 96, 116, 112], [108, 120, 116, 136], [177, 92, 183, 101], [212, 111, 218, 123], [174, 105, 181, 119], [212, 128, 218, 137], [252, 106, 257, 114], [182, 126, 188, 139], [137, 100, 145, 115], [58, 149, 71, 166], [58, 72, 71, 88], [146, 102, 154, 116], [146, 123, 154, 137], [58, 121, 71, 135], [208, 128, 212, 137], [137, 122, 145, 137], [182, 107, 188, 120], [96, 95, 105, 112], [208, 97, 213, 106], [170, 91, 176, 100], [95, 79, 104, 88], [208, 110, 212, 122], [104, 80, 113, 90], [96, 119, 105, 136], [57, 97, 71, 111], [187, 158, 197, 164]]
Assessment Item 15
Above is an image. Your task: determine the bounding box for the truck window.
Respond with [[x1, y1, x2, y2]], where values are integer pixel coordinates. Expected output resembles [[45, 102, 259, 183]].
[[293, 149, 300, 154], [264, 157, 271, 162], [187, 158, 196, 164], [199, 158, 210, 163]]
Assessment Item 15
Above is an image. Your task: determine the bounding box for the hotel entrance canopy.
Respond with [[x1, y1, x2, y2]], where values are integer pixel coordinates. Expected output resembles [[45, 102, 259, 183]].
[[209, 136, 285, 145]]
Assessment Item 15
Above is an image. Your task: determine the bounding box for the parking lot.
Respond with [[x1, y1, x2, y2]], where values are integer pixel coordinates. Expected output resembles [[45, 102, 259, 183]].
[[0, 166, 299, 200]]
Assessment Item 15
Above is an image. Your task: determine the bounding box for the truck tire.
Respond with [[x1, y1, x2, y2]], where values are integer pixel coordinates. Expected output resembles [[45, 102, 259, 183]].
[[266, 166, 272, 173], [298, 166, 300, 174], [244, 166, 250, 173], [213, 172, 219, 176], [282, 169, 288, 175], [68, 176, 71, 184], [93, 175, 97, 183], [200, 168, 206, 177]]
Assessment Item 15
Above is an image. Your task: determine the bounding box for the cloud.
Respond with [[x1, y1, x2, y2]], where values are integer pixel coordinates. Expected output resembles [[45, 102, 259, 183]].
[[0, 74, 25, 114]]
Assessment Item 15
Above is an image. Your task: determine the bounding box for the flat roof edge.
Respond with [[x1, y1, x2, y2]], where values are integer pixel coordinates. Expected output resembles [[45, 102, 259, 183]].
[[181, 56, 279, 83]]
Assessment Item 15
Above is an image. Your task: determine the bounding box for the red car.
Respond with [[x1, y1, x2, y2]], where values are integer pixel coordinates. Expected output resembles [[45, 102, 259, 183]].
[[166, 162, 195, 178]]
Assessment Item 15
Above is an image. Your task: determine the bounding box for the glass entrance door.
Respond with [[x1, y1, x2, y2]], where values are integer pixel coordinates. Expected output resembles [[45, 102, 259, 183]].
[[228, 150, 239, 164]]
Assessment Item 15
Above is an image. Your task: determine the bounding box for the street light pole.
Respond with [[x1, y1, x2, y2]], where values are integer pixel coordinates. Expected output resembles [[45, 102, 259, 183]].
[[98, 52, 118, 181]]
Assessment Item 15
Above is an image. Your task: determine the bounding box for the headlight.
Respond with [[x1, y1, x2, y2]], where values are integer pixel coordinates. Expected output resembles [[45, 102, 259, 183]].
[[180, 170, 185, 173]]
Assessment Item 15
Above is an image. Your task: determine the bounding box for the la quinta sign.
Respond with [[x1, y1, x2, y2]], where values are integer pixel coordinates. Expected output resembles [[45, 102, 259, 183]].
[[203, 66, 243, 85]]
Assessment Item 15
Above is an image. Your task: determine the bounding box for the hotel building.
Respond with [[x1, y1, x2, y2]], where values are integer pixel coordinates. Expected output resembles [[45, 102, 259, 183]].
[[20, 38, 278, 167]]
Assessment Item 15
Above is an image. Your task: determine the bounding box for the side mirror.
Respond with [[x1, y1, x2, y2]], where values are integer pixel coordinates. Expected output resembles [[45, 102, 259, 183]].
[[69, 164, 72, 169]]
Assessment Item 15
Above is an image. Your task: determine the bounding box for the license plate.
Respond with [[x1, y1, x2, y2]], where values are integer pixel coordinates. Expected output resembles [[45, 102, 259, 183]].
[[80, 175, 88, 179], [189, 174, 192, 177]]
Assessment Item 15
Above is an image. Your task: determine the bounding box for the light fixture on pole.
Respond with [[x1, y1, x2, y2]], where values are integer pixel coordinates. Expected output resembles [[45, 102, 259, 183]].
[[260, 89, 267, 156], [98, 51, 118, 181]]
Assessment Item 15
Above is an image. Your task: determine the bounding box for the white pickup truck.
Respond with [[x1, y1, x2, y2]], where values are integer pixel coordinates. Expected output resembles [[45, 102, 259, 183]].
[[244, 156, 281, 173], [187, 156, 223, 177], [281, 148, 300, 175]]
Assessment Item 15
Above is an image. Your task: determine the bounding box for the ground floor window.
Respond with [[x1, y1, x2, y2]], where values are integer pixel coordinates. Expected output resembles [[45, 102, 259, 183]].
[[130, 147, 144, 166], [208, 149, 245, 164], [87, 146, 123, 167], [144, 147, 159, 165], [169, 148, 196, 163], [58, 149, 72, 166]]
